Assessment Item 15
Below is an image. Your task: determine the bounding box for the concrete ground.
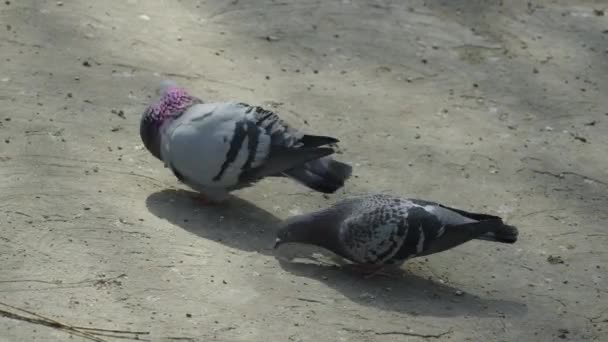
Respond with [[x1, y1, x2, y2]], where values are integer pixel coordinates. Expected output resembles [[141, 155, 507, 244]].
[[1, 0, 607, 341]]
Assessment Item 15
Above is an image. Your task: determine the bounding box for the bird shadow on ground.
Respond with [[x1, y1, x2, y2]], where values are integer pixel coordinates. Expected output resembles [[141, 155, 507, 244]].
[[276, 247, 528, 318], [145, 189, 281, 255], [146, 189, 527, 318]]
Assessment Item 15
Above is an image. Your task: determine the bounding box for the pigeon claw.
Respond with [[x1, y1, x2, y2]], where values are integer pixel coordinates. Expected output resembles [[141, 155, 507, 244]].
[[192, 194, 219, 206]]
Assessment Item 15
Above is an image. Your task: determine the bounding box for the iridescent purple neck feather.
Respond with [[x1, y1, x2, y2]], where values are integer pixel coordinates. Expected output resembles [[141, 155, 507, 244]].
[[140, 85, 200, 160]]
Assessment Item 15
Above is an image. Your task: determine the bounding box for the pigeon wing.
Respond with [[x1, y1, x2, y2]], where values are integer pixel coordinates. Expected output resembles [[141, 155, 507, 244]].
[[236, 103, 339, 182], [239, 103, 339, 148], [410, 198, 503, 222], [339, 203, 409, 265], [164, 102, 339, 189]]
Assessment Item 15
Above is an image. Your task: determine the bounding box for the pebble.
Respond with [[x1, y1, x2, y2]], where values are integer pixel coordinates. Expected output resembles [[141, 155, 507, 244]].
[[547, 255, 564, 264]]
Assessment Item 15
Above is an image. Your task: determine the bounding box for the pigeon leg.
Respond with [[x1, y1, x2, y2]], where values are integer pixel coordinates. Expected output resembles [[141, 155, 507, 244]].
[[191, 194, 220, 206]]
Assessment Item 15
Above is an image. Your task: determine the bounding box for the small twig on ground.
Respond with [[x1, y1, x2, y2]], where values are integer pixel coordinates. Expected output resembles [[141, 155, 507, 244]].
[[294, 297, 325, 304], [503, 261, 534, 271], [561, 171, 608, 186], [0, 279, 62, 285], [375, 329, 453, 338], [516, 208, 564, 219], [0, 308, 106, 342], [343, 327, 453, 339], [518, 168, 608, 186], [529, 293, 567, 308], [0, 301, 149, 341], [73, 325, 149, 335]]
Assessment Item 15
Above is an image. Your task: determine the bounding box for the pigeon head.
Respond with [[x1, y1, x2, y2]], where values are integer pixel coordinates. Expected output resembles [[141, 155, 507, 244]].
[[140, 80, 200, 159], [274, 226, 302, 249], [274, 211, 341, 251], [144, 80, 199, 122]]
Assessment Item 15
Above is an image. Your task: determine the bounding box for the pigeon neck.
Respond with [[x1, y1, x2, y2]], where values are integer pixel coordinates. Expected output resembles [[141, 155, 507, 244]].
[[140, 103, 193, 160], [287, 209, 345, 255], [312, 220, 342, 252], [140, 117, 164, 160]]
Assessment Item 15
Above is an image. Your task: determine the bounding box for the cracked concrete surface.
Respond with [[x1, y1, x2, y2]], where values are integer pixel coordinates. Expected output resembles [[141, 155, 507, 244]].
[[1, 0, 607, 341]]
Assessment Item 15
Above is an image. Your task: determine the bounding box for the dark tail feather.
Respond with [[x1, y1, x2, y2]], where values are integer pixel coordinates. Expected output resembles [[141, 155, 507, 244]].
[[475, 223, 519, 244], [299, 135, 339, 148], [284, 157, 353, 193], [417, 220, 518, 258]]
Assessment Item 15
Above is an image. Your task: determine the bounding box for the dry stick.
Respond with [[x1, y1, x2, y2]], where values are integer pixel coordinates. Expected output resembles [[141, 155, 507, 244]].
[[0, 302, 106, 341], [74, 331, 151, 342], [0, 308, 106, 342], [375, 329, 453, 338], [0, 301, 149, 341], [72, 326, 149, 335], [344, 327, 452, 340]]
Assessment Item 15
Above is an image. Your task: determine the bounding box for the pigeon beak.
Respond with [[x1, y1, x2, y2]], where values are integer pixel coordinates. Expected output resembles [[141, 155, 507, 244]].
[[273, 237, 282, 249]]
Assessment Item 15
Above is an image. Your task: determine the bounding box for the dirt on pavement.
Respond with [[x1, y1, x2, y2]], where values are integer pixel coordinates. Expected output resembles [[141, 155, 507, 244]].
[[1, 1, 607, 341]]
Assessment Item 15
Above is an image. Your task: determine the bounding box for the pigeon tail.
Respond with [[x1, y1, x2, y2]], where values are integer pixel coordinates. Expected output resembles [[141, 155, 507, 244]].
[[475, 223, 519, 244], [284, 157, 352, 193]]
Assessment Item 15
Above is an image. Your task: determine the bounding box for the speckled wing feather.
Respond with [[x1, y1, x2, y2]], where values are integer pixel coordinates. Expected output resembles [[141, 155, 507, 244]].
[[339, 205, 409, 265], [238, 103, 339, 148], [234, 103, 350, 193], [238, 103, 307, 148], [233, 103, 338, 183], [337, 194, 497, 265], [336, 195, 408, 264]]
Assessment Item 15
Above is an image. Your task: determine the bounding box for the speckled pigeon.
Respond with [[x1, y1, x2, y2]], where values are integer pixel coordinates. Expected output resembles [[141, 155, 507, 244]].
[[140, 80, 352, 203], [274, 194, 518, 276]]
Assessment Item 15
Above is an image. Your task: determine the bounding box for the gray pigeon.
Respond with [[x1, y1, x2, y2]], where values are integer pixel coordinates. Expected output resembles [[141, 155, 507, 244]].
[[274, 194, 518, 275], [140, 80, 352, 203]]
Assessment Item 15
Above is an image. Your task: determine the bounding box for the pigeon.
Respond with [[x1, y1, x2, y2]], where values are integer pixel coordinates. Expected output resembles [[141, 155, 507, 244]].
[[274, 193, 518, 276], [140, 80, 352, 204]]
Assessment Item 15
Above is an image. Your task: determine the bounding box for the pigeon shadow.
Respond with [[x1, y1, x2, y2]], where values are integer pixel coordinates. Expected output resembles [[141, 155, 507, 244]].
[[145, 189, 281, 255], [146, 189, 527, 318], [276, 247, 528, 318]]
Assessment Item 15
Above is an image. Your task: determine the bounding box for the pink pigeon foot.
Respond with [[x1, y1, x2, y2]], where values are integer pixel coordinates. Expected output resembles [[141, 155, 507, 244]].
[[191, 194, 220, 206]]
